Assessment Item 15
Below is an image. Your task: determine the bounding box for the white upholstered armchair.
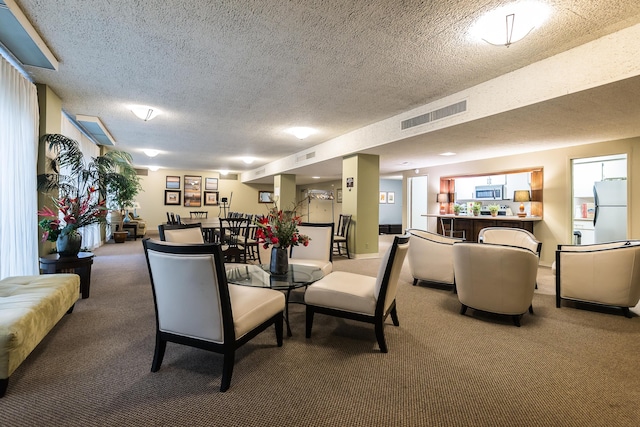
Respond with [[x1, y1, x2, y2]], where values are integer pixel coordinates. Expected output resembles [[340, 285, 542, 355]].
[[304, 234, 410, 353], [406, 229, 462, 289], [555, 240, 640, 318], [142, 239, 285, 392], [453, 242, 539, 326], [289, 223, 334, 275], [478, 227, 541, 256]]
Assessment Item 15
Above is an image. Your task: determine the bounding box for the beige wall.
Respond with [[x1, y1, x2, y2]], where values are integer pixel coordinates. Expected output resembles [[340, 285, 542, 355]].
[[136, 169, 274, 230], [403, 138, 639, 266], [296, 180, 342, 224]]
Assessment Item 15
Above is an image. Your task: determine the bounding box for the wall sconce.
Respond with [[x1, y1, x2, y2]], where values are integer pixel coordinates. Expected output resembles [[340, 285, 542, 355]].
[[513, 190, 531, 217]]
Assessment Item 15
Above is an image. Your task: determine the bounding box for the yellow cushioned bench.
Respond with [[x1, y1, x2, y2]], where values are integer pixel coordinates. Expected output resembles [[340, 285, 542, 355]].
[[0, 274, 79, 397]]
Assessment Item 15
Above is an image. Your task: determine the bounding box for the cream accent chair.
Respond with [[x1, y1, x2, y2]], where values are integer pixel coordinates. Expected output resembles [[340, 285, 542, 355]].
[[555, 240, 640, 318], [143, 239, 285, 392], [453, 242, 539, 326], [158, 223, 205, 244], [127, 212, 147, 237], [478, 227, 542, 256], [406, 229, 462, 289], [304, 234, 410, 353], [289, 223, 334, 276]]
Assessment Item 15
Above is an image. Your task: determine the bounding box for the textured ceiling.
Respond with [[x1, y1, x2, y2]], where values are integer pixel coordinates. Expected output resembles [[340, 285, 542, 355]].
[[13, 0, 640, 184]]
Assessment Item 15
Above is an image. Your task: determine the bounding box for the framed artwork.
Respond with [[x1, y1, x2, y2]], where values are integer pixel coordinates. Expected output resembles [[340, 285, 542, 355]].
[[164, 190, 181, 205], [258, 191, 274, 203], [166, 176, 180, 189], [379, 191, 387, 204], [387, 192, 395, 204], [336, 188, 343, 203], [204, 191, 219, 206], [183, 175, 202, 207], [205, 177, 218, 191]]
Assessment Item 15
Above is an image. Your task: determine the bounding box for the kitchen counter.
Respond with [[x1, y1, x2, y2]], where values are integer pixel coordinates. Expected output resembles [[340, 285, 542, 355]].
[[423, 214, 542, 242]]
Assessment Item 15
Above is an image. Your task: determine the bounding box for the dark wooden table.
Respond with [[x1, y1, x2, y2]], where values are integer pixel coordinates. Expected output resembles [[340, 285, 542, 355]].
[[39, 252, 95, 299]]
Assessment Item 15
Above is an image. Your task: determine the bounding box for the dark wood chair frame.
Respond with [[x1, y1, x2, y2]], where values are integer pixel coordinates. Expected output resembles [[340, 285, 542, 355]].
[[142, 239, 283, 392], [306, 234, 410, 353], [333, 214, 352, 259]]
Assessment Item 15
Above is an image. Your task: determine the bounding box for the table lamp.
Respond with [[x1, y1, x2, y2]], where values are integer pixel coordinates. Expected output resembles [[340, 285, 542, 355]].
[[437, 193, 449, 214], [132, 202, 141, 218], [513, 190, 531, 217]]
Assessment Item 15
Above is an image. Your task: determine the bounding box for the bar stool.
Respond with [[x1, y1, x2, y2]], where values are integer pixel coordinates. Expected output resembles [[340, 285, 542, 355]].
[[440, 217, 465, 240]]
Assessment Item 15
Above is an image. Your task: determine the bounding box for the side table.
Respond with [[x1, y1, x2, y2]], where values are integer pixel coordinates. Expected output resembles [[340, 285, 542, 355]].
[[39, 252, 94, 299]]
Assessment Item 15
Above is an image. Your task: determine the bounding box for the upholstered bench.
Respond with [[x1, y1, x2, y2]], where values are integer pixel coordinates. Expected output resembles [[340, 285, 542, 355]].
[[0, 274, 79, 397]]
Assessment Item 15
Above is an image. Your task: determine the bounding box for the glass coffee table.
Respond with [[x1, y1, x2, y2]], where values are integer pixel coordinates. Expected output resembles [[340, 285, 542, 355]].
[[226, 264, 324, 336]]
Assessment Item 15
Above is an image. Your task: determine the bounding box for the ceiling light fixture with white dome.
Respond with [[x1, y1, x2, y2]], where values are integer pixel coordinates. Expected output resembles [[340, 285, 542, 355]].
[[469, 1, 551, 48], [143, 149, 159, 157], [130, 105, 161, 121], [286, 127, 317, 140], [242, 157, 255, 165]]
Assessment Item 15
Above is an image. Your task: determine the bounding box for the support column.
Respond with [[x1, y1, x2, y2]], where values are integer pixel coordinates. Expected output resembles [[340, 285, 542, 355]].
[[273, 174, 296, 211], [36, 84, 62, 256], [342, 154, 379, 258]]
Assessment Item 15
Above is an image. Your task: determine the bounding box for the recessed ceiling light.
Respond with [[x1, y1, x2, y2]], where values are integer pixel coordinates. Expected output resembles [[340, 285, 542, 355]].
[[130, 105, 161, 121], [148, 166, 159, 171], [143, 149, 159, 157], [440, 152, 456, 156], [469, 1, 551, 47], [242, 157, 254, 164], [286, 127, 317, 140], [219, 170, 229, 175]]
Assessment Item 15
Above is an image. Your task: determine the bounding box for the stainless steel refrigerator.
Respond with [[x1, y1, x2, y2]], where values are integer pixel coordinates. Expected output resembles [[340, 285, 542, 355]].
[[593, 180, 627, 243]]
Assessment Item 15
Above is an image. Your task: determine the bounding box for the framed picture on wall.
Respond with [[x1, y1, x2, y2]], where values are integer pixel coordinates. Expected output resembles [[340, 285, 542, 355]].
[[387, 192, 395, 204], [258, 191, 274, 203], [204, 191, 219, 206], [336, 188, 342, 203], [164, 190, 181, 205], [166, 176, 180, 189], [379, 192, 387, 204], [205, 177, 218, 191], [183, 175, 202, 207]]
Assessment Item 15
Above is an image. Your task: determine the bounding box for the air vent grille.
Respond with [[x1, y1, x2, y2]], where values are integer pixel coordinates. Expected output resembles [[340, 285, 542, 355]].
[[401, 100, 467, 130], [134, 168, 148, 176], [296, 152, 316, 163], [220, 173, 238, 180]]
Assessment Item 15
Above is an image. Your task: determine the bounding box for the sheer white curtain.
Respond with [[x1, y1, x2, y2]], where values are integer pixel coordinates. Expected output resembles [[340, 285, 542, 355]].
[[0, 56, 40, 278], [61, 116, 102, 250]]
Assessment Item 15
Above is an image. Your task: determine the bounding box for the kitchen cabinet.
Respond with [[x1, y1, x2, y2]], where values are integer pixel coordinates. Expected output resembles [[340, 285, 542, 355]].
[[437, 216, 537, 242]]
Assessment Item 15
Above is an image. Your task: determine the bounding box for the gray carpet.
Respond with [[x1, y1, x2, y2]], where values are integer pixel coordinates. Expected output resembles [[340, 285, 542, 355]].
[[3, 235, 640, 426]]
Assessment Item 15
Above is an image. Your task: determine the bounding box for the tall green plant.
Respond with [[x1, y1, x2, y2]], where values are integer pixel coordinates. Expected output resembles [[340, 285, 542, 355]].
[[36, 134, 141, 240]]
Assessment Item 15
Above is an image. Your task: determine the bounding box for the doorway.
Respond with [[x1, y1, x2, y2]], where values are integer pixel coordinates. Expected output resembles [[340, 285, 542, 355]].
[[408, 175, 428, 230], [571, 154, 627, 244]]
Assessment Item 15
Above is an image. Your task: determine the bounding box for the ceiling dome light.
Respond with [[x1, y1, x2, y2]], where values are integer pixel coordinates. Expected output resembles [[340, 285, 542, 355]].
[[148, 166, 159, 172], [219, 170, 229, 175], [242, 157, 254, 164], [130, 105, 161, 121], [143, 149, 159, 157], [469, 1, 551, 47], [286, 127, 317, 140]]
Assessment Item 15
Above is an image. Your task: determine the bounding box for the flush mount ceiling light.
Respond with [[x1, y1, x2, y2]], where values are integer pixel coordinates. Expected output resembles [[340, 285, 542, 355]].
[[219, 170, 229, 175], [130, 105, 161, 121], [148, 166, 160, 172], [469, 1, 551, 47], [440, 152, 456, 156], [242, 157, 254, 164], [286, 127, 317, 140], [143, 149, 159, 157]]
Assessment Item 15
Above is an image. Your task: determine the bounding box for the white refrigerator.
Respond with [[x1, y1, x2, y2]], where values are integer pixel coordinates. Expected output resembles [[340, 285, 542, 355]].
[[593, 180, 627, 243]]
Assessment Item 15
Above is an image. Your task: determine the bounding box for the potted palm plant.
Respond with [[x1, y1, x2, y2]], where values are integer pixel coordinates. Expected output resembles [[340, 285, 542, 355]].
[[37, 134, 140, 253]]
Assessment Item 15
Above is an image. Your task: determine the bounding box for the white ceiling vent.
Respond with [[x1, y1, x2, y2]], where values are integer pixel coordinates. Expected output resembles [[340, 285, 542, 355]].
[[296, 152, 316, 163], [401, 100, 467, 130]]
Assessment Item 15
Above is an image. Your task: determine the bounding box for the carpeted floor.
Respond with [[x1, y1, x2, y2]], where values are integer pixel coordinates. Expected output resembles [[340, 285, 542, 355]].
[[3, 235, 640, 426]]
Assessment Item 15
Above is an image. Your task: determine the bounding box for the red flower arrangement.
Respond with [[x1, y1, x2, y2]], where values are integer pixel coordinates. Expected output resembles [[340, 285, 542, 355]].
[[255, 205, 310, 249], [37, 187, 107, 242]]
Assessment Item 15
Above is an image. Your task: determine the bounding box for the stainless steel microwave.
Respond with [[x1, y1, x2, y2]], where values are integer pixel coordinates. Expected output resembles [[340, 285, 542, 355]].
[[475, 185, 504, 200]]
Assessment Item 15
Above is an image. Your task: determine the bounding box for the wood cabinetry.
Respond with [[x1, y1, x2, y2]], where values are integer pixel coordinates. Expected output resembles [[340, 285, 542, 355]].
[[437, 216, 536, 242]]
